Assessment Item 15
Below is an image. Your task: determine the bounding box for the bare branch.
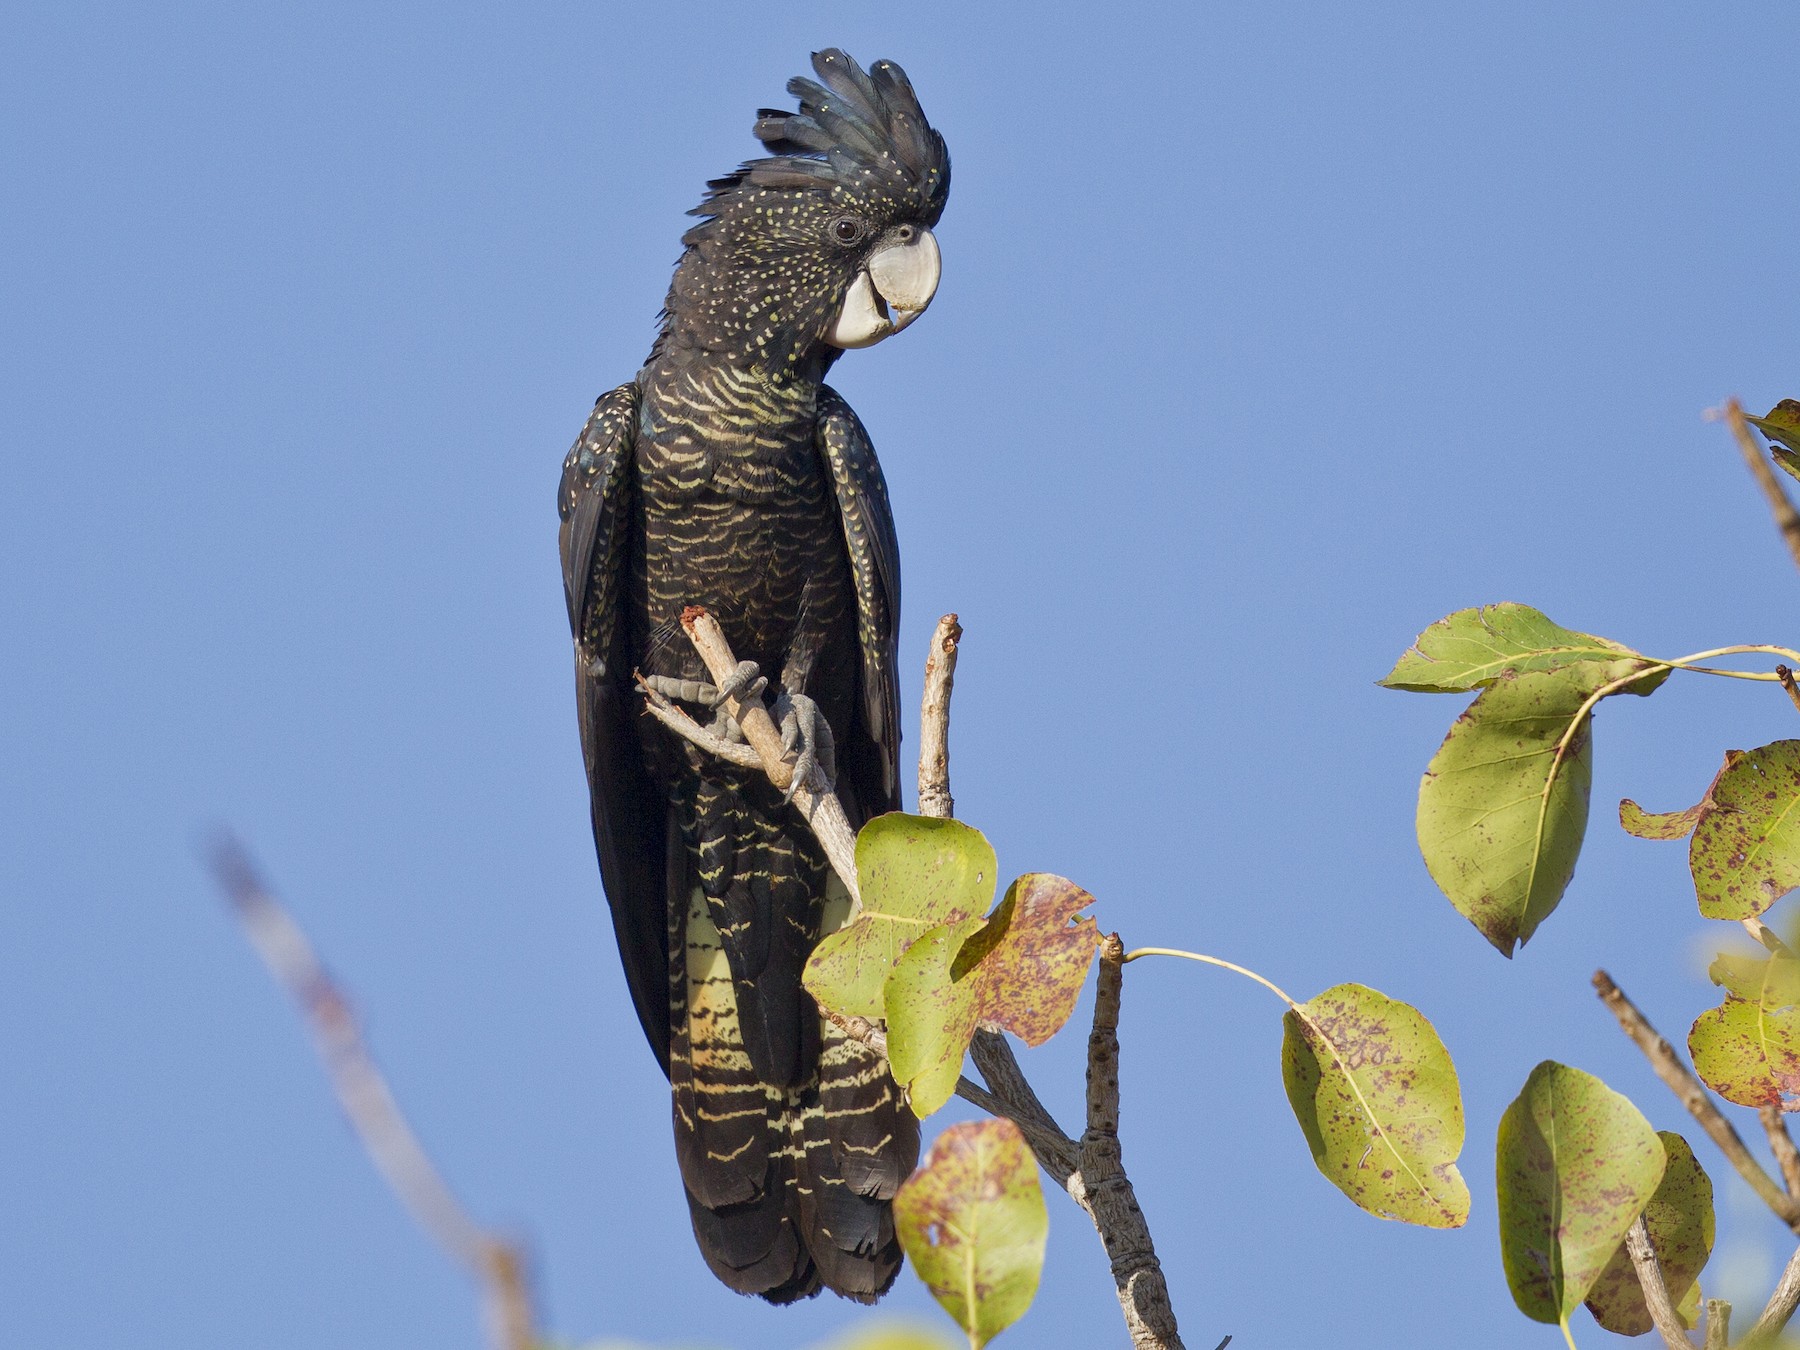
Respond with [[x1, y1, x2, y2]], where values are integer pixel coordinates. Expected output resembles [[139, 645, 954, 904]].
[[1745, 1245, 1800, 1347], [635, 676, 762, 769], [1720, 396, 1800, 572], [1704, 1298, 1729, 1350], [210, 839, 535, 1350], [1623, 1216, 1695, 1350], [1764, 1105, 1800, 1199], [917, 613, 961, 819], [678, 607, 862, 907], [1593, 970, 1800, 1230], [1778, 664, 1800, 716], [1076, 933, 1184, 1350]]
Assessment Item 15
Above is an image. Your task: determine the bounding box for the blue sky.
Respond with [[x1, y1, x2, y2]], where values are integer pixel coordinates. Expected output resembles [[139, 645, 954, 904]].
[[6, 3, 1800, 1347]]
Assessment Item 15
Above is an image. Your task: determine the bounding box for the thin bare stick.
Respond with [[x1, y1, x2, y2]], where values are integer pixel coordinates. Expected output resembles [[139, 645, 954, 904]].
[[1744, 916, 1794, 957], [917, 613, 961, 819], [1078, 934, 1184, 1349], [1779, 665, 1800, 716], [1593, 970, 1800, 1229], [635, 677, 762, 769], [1720, 397, 1800, 572], [1704, 1299, 1729, 1350], [1764, 1106, 1800, 1199], [1623, 1216, 1694, 1350], [210, 839, 534, 1350], [908, 619, 1190, 1349], [1745, 1245, 1800, 1347], [678, 607, 861, 908]]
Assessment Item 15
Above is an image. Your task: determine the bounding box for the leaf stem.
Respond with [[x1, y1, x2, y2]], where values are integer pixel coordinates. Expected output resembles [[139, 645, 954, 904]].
[[1122, 947, 1298, 1009]]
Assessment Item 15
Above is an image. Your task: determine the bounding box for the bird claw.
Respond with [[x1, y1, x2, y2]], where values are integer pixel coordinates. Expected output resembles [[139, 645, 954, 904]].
[[710, 660, 767, 707], [641, 661, 767, 711], [772, 692, 836, 801]]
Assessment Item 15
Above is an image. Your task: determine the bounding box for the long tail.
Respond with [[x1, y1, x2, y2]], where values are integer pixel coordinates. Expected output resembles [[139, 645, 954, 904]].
[[666, 777, 918, 1302]]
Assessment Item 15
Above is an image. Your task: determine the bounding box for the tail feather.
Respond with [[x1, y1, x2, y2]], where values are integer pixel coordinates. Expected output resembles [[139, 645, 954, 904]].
[[668, 793, 918, 1303]]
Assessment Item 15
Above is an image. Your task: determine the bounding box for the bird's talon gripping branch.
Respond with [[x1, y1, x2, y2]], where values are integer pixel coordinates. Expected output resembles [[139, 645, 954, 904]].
[[772, 691, 837, 800], [709, 659, 766, 708]]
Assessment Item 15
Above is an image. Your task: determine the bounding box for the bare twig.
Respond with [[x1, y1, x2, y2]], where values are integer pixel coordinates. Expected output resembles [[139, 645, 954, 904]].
[[1745, 1245, 1800, 1347], [1704, 1298, 1729, 1350], [1593, 970, 1800, 1230], [1764, 1106, 1800, 1199], [1778, 664, 1800, 716], [210, 839, 535, 1350], [1623, 1215, 1695, 1350], [635, 677, 762, 768], [916, 613, 961, 819], [1073, 934, 1185, 1349], [1720, 396, 1800, 572], [678, 607, 861, 908], [1744, 916, 1794, 958]]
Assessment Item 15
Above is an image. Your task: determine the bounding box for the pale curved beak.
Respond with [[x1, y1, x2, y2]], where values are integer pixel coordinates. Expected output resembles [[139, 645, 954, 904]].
[[826, 228, 941, 349]]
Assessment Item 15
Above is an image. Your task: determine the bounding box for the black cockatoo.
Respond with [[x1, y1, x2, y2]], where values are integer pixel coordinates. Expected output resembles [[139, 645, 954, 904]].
[[557, 51, 949, 1302]]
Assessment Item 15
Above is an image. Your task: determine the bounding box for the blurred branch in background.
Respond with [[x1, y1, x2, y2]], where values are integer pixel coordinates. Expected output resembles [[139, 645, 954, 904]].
[[210, 839, 536, 1350]]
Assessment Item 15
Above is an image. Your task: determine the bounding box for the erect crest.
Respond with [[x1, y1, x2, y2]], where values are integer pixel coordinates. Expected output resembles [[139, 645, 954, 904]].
[[694, 49, 950, 227]]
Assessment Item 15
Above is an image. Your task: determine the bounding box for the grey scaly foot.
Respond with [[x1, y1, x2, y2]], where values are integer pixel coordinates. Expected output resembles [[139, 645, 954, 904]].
[[641, 661, 767, 711], [772, 691, 836, 800]]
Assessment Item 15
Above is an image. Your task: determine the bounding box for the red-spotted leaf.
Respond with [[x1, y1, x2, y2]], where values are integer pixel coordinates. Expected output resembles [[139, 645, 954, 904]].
[[1620, 751, 1742, 841], [1689, 949, 1800, 1109], [894, 1119, 1047, 1349], [805, 815, 996, 1019], [1749, 399, 1800, 479], [1281, 983, 1469, 1228], [1497, 1062, 1665, 1331], [1688, 741, 1800, 921], [1584, 1131, 1714, 1336], [886, 876, 1101, 1117], [1381, 604, 1649, 693], [951, 875, 1100, 1046]]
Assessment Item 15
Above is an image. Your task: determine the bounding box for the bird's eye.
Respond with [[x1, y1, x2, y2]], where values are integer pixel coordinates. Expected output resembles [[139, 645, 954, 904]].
[[829, 216, 866, 246]]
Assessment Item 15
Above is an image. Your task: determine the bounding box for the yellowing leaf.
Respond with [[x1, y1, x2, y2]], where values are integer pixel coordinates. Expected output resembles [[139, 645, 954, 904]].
[[1689, 741, 1800, 921], [1749, 399, 1800, 465], [894, 1119, 1046, 1349], [886, 876, 1101, 1117], [1497, 1062, 1665, 1328], [804, 815, 996, 1019], [1584, 1132, 1714, 1336], [1690, 950, 1800, 1109], [1381, 604, 1649, 693], [1281, 983, 1469, 1228]]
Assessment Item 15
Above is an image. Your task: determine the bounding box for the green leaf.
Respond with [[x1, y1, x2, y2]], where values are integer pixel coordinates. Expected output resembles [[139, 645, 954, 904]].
[[804, 815, 996, 1019], [886, 916, 986, 1117], [1381, 604, 1649, 693], [1584, 1132, 1715, 1336], [1497, 1062, 1666, 1328], [1749, 399, 1800, 455], [1689, 741, 1800, 921], [894, 1119, 1047, 1349], [1417, 662, 1649, 955], [1281, 983, 1470, 1227], [886, 875, 1102, 1117], [1689, 949, 1800, 1108]]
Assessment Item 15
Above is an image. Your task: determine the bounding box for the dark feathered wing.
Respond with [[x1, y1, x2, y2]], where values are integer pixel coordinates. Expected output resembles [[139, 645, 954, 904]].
[[817, 386, 903, 815], [558, 382, 672, 1068]]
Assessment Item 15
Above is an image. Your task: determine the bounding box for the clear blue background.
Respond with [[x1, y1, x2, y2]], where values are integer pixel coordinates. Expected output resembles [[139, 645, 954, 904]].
[[6, 3, 1800, 1346]]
